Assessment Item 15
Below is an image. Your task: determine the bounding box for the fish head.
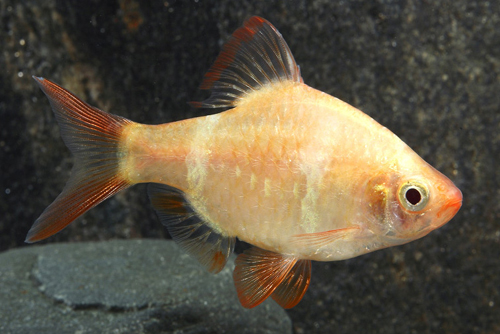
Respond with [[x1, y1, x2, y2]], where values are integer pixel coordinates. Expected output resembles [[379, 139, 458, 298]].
[[364, 161, 462, 246]]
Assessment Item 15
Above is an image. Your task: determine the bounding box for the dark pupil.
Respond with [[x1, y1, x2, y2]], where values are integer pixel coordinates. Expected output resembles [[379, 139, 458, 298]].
[[406, 188, 422, 205]]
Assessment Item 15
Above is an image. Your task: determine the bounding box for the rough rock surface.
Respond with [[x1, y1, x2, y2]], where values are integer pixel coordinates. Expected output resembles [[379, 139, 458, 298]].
[[0, 240, 291, 334], [1, 1, 499, 333]]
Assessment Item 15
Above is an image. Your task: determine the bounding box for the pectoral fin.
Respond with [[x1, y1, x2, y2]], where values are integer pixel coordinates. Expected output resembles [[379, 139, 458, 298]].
[[290, 226, 361, 249], [233, 247, 311, 309]]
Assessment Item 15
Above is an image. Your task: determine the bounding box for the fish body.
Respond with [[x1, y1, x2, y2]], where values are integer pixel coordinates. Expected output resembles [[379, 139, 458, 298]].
[[122, 81, 452, 261], [28, 17, 462, 308]]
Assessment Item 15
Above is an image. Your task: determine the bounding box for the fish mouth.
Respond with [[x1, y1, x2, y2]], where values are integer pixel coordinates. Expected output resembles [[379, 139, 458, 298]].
[[444, 198, 462, 213], [435, 189, 463, 227]]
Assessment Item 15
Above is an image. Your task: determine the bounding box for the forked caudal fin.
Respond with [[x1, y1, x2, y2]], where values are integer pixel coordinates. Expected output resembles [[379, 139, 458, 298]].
[[26, 77, 132, 243]]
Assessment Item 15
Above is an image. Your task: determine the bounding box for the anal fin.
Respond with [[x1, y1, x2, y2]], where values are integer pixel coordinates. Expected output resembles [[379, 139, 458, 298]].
[[148, 183, 235, 273], [233, 247, 311, 309]]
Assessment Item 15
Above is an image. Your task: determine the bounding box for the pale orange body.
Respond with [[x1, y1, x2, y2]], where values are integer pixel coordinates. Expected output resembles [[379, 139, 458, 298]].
[[29, 17, 462, 309], [121, 81, 442, 261]]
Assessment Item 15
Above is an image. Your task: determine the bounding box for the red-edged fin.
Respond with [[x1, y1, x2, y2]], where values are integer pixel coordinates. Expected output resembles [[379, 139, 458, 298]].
[[290, 226, 361, 249], [191, 16, 302, 109], [26, 77, 132, 243], [271, 259, 311, 309], [148, 183, 235, 273], [233, 247, 299, 309]]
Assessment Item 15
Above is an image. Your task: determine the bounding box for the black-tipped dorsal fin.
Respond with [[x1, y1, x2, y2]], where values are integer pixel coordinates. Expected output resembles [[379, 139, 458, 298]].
[[192, 16, 303, 109], [148, 183, 235, 273]]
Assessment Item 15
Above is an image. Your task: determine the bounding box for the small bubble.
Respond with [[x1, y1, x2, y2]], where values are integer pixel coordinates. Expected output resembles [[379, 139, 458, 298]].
[[7, 5, 12, 11], [18, 71, 24, 77], [19, 39, 26, 46], [5, 188, 11, 195], [489, 301, 494, 307], [14, 51, 20, 57]]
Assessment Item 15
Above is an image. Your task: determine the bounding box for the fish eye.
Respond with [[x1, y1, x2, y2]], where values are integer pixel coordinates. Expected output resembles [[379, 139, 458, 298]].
[[398, 182, 429, 212]]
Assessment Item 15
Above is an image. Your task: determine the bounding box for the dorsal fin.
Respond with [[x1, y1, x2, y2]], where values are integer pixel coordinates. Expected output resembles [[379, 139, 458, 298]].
[[148, 183, 235, 273], [191, 16, 303, 109]]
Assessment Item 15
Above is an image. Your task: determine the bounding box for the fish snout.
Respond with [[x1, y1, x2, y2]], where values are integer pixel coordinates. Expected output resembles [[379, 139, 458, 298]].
[[444, 185, 462, 214], [435, 183, 462, 225]]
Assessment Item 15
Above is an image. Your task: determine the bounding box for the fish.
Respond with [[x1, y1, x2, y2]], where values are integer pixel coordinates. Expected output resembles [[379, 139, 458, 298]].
[[27, 16, 462, 309]]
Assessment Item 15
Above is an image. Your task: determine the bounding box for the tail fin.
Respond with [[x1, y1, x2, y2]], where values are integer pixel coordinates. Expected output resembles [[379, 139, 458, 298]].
[[26, 77, 132, 243]]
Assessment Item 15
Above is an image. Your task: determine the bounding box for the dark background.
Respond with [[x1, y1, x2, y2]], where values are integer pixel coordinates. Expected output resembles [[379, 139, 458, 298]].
[[1, 1, 498, 333]]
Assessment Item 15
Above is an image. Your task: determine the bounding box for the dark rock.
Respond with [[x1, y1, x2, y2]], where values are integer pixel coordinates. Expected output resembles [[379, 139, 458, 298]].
[[0, 240, 291, 334]]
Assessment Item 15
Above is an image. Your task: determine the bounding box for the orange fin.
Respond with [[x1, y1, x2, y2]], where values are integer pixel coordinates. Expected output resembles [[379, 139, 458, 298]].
[[233, 247, 310, 309], [290, 226, 361, 249], [148, 183, 235, 273], [191, 16, 302, 109], [271, 259, 311, 309], [26, 77, 132, 243]]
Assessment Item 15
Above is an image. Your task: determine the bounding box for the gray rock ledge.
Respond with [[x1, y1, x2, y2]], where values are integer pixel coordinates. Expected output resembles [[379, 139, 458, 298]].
[[0, 240, 291, 334]]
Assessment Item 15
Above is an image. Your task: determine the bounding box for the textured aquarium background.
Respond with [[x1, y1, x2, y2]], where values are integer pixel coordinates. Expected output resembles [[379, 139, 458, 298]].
[[0, 1, 499, 333]]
